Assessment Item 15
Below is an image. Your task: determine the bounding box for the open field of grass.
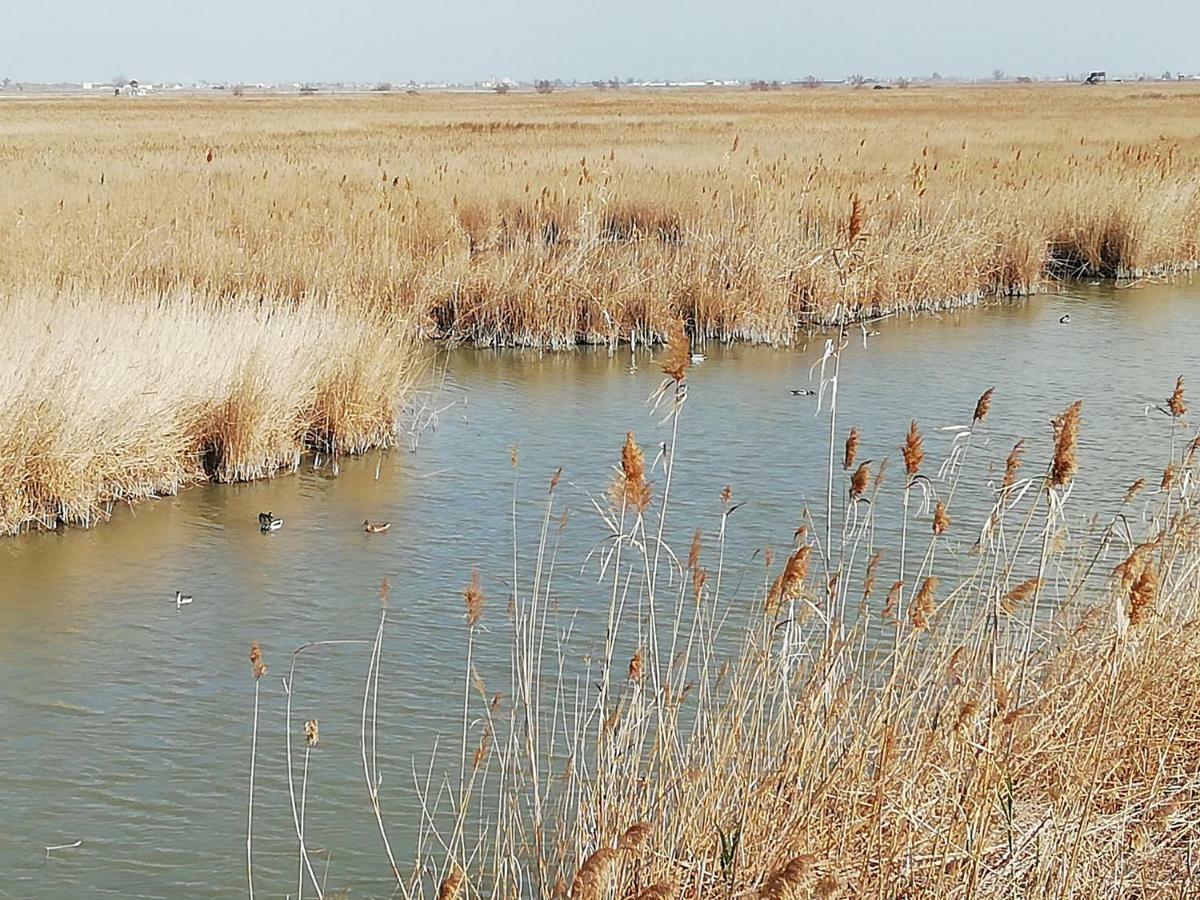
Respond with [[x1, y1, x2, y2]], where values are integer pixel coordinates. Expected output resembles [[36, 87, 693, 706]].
[[3, 85, 1200, 348]]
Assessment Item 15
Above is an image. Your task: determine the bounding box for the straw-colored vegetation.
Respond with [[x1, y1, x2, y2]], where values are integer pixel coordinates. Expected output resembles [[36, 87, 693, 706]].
[[246, 342, 1200, 896], [0, 294, 416, 534], [4, 86, 1200, 349]]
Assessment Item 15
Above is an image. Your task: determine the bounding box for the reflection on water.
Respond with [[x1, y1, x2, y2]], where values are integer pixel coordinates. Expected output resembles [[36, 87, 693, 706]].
[[1, 281, 1196, 896]]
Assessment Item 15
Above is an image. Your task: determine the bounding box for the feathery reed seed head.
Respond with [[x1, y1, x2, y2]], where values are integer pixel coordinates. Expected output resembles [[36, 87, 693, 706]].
[[659, 317, 690, 383], [973, 387, 994, 423], [903, 420, 924, 479], [932, 500, 950, 535], [843, 427, 860, 470], [438, 865, 464, 900], [1050, 400, 1082, 488], [1168, 376, 1187, 418], [249, 641, 267, 680], [303, 719, 319, 747], [464, 567, 484, 627]]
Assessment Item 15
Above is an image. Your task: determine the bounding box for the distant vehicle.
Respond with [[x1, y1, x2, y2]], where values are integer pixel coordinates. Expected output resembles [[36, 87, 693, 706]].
[[1084, 71, 1106, 85]]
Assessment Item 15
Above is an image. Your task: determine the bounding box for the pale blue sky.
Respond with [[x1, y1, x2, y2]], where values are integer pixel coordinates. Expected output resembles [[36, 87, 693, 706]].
[[2, 0, 1197, 84]]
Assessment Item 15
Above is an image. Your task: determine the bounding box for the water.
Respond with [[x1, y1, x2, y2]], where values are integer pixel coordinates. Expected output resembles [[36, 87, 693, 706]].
[[1, 281, 1196, 897]]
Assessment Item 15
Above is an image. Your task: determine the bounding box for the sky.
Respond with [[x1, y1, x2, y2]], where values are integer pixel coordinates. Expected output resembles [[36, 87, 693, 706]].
[[2, 0, 1198, 85]]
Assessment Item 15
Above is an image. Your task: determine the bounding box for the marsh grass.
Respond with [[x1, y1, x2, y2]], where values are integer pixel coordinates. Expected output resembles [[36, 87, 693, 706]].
[[0, 293, 418, 534], [248, 364, 1200, 896], [3, 87, 1200, 349]]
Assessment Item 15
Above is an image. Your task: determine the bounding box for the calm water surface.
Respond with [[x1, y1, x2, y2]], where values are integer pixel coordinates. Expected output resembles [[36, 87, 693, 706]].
[[1, 282, 1196, 897]]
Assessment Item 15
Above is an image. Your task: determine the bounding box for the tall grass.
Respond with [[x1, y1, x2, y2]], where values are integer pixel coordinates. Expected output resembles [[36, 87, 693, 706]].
[[3, 87, 1200, 347], [0, 293, 418, 534], [247, 357, 1200, 896]]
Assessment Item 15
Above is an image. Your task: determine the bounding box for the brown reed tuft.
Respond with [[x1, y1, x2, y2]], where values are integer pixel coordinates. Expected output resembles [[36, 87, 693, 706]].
[[688, 528, 702, 572], [377, 576, 392, 607], [635, 883, 676, 900], [847, 195, 865, 246], [1128, 564, 1157, 626], [611, 431, 652, 513], [303, 719, 319, 747], [758, 854, 819, 898], [850, 461, 871, 498], [618, 821, 653, 851], [659, 317, 690, 383], [464, 567, 485, 627], [973, 387, 994, 423], [1003, 439, 1025, 490], [843, 427, 860, 470], [570, 847, 622, 899], [932, 500, 950, 536], [883, 580, 903, 621], [1168, 376, 1187, 418], [766, 545, 811, 616], [721, 484, 733, 505], [1161, 463, 1176, 491], [472, 724, 492, 772], [249, 641, 267, 680], [1050, 400, 1082, 488], [628, 649, 644, 684], [863, 551, 881, 600], [437, 864, 464, 900], [1124, 478, 1146, 503], [1001, 577, 1042, 615], [911, 577, 938, 629], [954, 700, 980, 733], [902, 420, 924, 479]]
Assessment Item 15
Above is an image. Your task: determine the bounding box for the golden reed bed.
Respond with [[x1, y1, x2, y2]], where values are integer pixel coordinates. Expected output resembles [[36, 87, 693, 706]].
[[3, 85, 1200, 346], [2, 84, 1199, 533]]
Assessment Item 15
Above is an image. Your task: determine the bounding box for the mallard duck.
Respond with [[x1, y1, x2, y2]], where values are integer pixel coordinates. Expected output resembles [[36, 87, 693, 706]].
[[363, 520, 391, 534], [690, 353, 707, 364], [1059, 314, 1071, 324], [174, 591, 193, 609], [791, 389, 816, 396], [259, 512, 283, 532]]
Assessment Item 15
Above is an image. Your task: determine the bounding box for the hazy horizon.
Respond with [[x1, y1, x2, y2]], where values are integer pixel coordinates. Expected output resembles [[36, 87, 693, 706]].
[[2, 0, 1198, 85]]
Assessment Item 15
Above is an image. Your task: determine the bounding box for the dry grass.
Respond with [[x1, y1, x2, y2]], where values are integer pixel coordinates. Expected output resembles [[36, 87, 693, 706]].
[[0, 293, 417, 534], [2, 86, 1199, 348]]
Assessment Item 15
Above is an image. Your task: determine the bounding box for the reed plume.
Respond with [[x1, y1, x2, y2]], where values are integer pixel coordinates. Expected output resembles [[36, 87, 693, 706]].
[[1168, 376, 1187, 418], [1003, 439, 1025, 490], [862, 551, 881, 600], [303, 719, 319, 748], [1129, 564, 1157, 626], [1161, 463, 1176, 491], [660, 317, 690, 383], [850, 461, 871, 498], [902, 420, 924, 479], [758, 855, 818, 898], [437, 864, 464, 900], [1050, 400, 1082, 488], [843, 427, 860, 470], [464, 568, 484, 627], [911, 576, 938, 629], [1001, 577, 1042, 615], [628, 649, 644, 684], [1124, 478, 1146, 503], [618, 821, 653, 851], [635, 883, 676, 900], [932, 500, 950, 535], [973, 387, 994, 423], [570, 847, 622, 899], [882, 580, 903, 621], [766, 545, 811, 616], [611, 431, 652, 513], [249, 641, 267, 680]]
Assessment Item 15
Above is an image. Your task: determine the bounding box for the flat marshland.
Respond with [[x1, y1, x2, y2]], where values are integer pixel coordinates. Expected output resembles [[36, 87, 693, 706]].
[[2, 85, 1200, 532]]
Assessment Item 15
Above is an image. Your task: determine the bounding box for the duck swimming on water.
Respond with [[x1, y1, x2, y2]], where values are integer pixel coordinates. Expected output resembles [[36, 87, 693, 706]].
[[1059, 314, 1071, 324], [791, 389, 816, 396], [173, 591, 193, 609], [363, 520, 391, 534], [259, 512, 283, 532]]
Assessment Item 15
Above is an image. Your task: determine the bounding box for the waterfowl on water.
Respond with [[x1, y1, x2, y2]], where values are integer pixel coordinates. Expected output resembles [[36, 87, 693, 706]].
[[363, 520, 391, 534], [1059, 314, 1071, 324], [690, 353, 706, 364], [791, 389, 816, 396], [258, 512, 283, 532], [174, 591, 193, 609]]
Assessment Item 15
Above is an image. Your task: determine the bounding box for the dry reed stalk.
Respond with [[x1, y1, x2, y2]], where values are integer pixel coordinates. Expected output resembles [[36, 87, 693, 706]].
[[843, 427, 860, 470], [1050, 401, 1083, 488], [247, 641, 266, 900]]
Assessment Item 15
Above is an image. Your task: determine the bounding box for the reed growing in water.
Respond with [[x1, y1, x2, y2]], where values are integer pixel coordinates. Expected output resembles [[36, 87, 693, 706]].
[[246, 362, 1200, 896], [3, 86, 1200, 348], [0, 293, 418, 534]]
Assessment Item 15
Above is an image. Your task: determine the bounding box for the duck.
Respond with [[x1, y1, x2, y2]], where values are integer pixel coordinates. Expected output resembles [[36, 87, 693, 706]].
[[791, 389, 816, 396], [363, 520, 391, 534], [690, 353, 706, 364], [258, 512, 283, 532], [1059, 314, 1071, 324], [174, 591, 193, 609]]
